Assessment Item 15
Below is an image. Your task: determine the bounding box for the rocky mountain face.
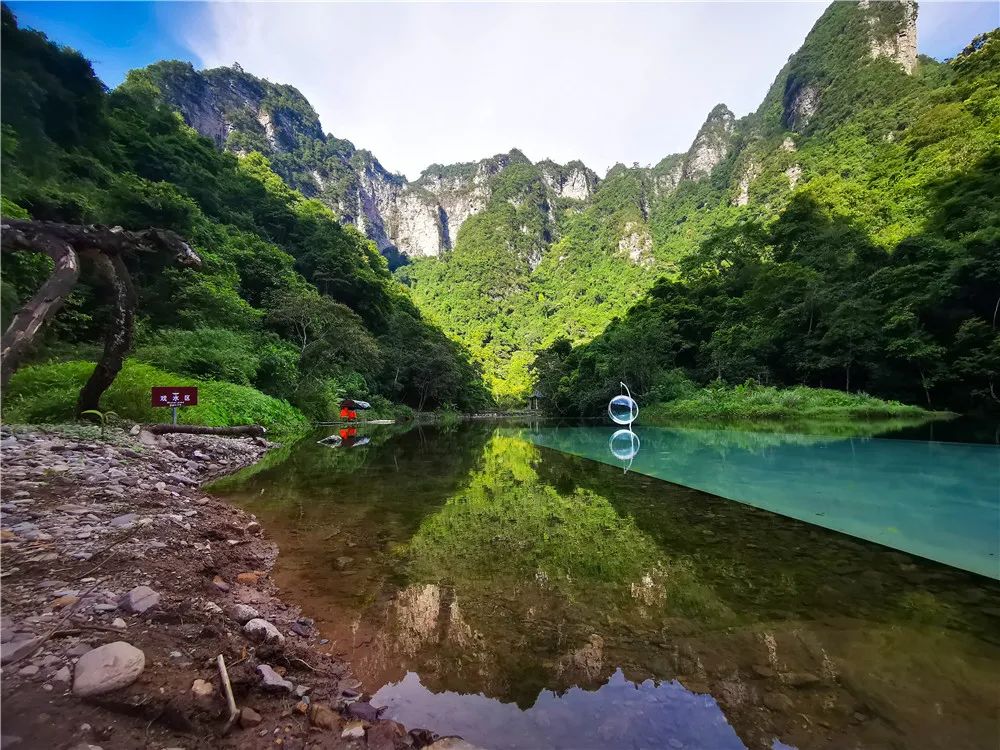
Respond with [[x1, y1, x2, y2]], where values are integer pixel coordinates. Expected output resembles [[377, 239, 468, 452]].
[[139, 0, 938, 399]]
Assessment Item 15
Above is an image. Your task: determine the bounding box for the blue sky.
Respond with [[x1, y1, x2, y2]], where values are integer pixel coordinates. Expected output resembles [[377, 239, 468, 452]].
[[8, 1, 998, 178]]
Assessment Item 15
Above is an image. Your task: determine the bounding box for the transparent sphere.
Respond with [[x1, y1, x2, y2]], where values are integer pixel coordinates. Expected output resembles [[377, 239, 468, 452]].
[[608, 394, 639, 425], [609, 429, 641, 461]]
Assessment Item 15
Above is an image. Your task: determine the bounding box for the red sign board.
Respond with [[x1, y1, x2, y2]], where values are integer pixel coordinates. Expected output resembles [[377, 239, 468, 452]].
[[151, 386, 198, 408]]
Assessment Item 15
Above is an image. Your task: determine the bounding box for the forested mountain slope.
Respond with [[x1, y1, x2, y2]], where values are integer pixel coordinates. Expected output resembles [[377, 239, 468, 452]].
[[0, 6, 489, 421]]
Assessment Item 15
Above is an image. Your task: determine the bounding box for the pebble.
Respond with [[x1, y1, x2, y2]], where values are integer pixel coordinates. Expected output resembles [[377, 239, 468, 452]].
[[239, 707, 262, 728], [109, 514, 137, 528], [118, 586, 160, 614], [72, 641, 145, 697], [257, 664, 294, 692], [18, 665, 39, 677], [340, 720, 365, 739], [191, 678, 216, 708], [309, 703, 340, 730], [230, 604, 260, 624], [52, 666, 72, 683], [211, 576, 230, 592], [111, 618, 127, 630], [244, 618, 285, 647]]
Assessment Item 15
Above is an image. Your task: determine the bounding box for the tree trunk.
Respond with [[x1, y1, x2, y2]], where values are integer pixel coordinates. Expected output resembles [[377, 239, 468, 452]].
[[845, 363, 851, 393], [919, 368, 932, 407], [1, 237, 80, 388], [76, 253, 137, 415], [143, 424, 266, 437]]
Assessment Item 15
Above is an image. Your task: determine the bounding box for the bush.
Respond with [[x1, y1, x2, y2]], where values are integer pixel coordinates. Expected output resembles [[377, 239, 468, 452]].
[[133, 328, 261, 385], [2, 360, 309, 434]]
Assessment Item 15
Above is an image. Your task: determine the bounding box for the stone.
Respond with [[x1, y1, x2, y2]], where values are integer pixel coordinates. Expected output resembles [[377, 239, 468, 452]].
[[118, 585, 160, 614], [17, 665, 39, 677], [236, 572, 261, 585], [294, 700, 309, 715], [244, 618, 284, 646], [763, 691, 793, 712], [72, 641, 145, 697], [340, 720, 365, 739], [347, 701, 381, 722], [290, 621, 311, 637], [211, 576, 230, 592], [109, 514, 137, 528], [309, 703, 340, 730], [52, 666, 72, 683], [1, 638, 42, 665], [111, 618, 127, 630], [50, 595, 80, 610], [367, 720, 406, 750], [230, 604, 260, 624], [239, 707, 262, 728], [293, 684, 311, 698], [191, 678, 215, 708], [256, 664, 293, 692]]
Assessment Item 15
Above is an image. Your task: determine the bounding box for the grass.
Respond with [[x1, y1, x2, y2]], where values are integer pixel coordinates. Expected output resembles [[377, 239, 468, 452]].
[[2, 359, 309, 435], [643, 382, 953, 424]]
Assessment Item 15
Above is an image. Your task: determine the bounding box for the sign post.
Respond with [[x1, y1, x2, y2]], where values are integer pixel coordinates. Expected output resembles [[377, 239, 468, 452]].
[[151, 387, 199, 425]]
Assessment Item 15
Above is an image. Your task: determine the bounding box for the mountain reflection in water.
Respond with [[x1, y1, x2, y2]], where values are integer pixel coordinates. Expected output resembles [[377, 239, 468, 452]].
[[211, 421, 1000, 750], [374, 668, 757, 750]]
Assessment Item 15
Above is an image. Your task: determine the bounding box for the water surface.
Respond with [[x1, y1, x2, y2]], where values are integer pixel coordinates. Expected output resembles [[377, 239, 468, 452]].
[[212, 421, 1000, 750]]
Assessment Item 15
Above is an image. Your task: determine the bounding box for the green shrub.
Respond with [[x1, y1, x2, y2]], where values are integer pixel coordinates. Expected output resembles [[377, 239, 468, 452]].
[[2, 360, 308, 434], [133, 327, 261, 385]]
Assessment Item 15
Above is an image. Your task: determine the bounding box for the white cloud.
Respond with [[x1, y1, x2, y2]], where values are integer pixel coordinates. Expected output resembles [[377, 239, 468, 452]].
[[173, 1, 985, 180]]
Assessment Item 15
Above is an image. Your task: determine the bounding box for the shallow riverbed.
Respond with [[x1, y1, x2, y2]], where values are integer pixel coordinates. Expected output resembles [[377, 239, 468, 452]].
[[212, 420, 1000, 750]]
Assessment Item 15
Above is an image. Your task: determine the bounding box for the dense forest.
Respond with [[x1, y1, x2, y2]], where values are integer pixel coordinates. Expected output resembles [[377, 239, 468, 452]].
[[0, 6, 489, 428]]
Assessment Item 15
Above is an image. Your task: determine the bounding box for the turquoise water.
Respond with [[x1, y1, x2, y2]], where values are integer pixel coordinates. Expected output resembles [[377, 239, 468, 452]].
[[520, 426, 1000, 580]]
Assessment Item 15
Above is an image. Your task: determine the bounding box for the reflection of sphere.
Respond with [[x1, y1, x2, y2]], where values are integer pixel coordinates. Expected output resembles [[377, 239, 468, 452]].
[[609, 429, 641, 461], [608, 394, 639, 425]]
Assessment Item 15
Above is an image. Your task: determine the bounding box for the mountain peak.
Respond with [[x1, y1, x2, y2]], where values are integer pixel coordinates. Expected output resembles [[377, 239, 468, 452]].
[[681, 103, 735, 180]]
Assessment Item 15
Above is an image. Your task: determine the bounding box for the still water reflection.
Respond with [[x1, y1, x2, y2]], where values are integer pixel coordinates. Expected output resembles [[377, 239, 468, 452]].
[[211, 422, 1000, 750]]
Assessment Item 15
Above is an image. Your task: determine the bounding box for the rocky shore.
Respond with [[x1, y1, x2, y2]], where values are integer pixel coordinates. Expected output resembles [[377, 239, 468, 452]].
[[0, 425, 480, 750]]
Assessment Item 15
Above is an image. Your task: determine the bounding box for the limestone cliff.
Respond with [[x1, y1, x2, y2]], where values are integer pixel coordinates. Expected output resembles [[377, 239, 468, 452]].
[[681, 104, 736, 180]]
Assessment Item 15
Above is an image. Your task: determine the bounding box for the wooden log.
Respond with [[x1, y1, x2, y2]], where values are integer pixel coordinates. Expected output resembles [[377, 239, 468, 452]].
[[142, 424, 266, 437]]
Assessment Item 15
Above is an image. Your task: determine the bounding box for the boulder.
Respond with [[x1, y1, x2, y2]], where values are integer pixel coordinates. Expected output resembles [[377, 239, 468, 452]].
[[72, 642, 145, 697]]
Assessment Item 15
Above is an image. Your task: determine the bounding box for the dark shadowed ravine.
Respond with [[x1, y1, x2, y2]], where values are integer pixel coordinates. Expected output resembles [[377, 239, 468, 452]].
[[210, 420, 1000, 750]]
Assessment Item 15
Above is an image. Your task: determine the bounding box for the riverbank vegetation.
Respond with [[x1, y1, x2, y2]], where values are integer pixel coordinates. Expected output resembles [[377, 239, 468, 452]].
[[642, 381, 947, 422]]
